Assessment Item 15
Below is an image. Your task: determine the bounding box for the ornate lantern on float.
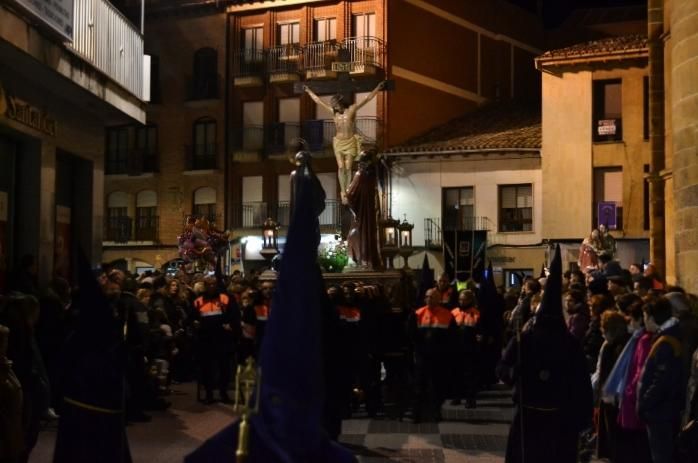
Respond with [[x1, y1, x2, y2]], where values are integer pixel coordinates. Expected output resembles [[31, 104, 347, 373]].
[[379, 216, 400, 269], [259, 218, 279, 280], [398, 216, 414, 269]]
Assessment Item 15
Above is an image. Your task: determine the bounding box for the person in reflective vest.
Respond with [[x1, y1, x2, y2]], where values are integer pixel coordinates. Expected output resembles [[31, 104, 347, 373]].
[[193, 277, 240, 404], [451, 289, 481, 408], [408, 287, 456, 422]]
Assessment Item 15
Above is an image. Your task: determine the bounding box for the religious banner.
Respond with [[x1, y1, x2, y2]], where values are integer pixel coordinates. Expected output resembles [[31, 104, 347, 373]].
[[597, 201, 618, 230], [443, 230, 487, 280], [54, 205, 72, 280]]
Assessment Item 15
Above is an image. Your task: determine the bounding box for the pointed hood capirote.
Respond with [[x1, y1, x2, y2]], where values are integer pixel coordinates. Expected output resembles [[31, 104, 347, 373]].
[[535, 244, 565, 330]]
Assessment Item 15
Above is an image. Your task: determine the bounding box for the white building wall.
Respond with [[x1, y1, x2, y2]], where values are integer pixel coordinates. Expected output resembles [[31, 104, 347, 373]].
[[391, 156, 543, 248]]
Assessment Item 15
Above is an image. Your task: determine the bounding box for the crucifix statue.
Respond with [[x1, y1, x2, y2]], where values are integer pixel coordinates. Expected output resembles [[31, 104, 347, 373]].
[[294, 48, 393, 205]]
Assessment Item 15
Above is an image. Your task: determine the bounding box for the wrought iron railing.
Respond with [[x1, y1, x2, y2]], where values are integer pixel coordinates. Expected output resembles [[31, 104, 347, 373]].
[[425, 218, 442, 249], [272, 200, 341, 229], [232, 49, 266, 77], [265, 122, 301, 153], [300, 117, 380, 150], [303, 40, 339, 71], [71, 0, 144, 99], [105, 216, 133, 242], [340, 36, 385, 70], [134, 215, 159, 241], [185, 144, 217, 170], [442, 216, 493, 232], [231, 202, 268, 229], [267, 44, 303, 74]]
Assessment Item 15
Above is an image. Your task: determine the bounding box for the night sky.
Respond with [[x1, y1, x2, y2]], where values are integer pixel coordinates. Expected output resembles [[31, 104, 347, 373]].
[[506, 0, 646, 27]]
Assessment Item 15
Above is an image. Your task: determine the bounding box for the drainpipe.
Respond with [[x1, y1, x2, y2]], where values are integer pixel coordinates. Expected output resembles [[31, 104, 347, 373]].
[[648, 0, 665, 277]]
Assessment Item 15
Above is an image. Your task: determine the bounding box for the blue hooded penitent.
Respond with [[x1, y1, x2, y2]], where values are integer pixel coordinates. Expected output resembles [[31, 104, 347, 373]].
[[185, 156, 355, 463], [53, 250, 131, 463]]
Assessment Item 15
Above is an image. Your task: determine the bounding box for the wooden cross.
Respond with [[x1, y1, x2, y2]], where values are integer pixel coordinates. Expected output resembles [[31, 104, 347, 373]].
[[293, 48, 394, 103]]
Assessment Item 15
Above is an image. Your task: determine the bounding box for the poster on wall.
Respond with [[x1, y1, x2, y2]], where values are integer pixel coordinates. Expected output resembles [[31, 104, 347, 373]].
[[14, 0, 74, 41], [0, 191, 7, 292], [54, 205, 72, 281]]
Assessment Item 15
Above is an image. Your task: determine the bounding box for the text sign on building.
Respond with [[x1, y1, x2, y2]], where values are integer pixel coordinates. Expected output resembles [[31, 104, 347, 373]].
[[331, 62, 354, 72], [15, 0, 75, 41], [597, 119, 617, 136]]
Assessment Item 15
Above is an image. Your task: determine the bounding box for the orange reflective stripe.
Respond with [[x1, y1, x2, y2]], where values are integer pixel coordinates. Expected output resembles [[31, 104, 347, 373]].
[[195, 296, 227, 317], [416, 306, 452, 329], [255, 304, 269, 321], [337, 305, 361, 323], [452, 307, 480, 326]]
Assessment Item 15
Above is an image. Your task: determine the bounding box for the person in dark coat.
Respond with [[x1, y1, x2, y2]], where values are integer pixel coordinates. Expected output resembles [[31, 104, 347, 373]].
[[565, 288, 589, 342], [450, 289, 480, 408], [594, 311, 630, 461], [638, 297, 687, 463], [53, 253, 132, 463], [498, 245, 593, 463]]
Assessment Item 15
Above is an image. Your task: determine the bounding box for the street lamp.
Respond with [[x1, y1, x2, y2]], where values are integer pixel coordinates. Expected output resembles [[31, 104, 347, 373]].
[[398, 216, 414, 269], [379, 216, 400, 269], [259, 217, 279, 280]]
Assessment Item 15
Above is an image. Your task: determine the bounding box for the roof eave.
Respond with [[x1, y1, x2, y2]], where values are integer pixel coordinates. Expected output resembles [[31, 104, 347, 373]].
[[382, 147, 541, 157], [535, 49, 648, 71]]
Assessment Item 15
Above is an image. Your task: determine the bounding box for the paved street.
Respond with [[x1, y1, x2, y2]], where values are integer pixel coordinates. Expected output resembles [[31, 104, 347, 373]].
[[31, 383, 514, 463]]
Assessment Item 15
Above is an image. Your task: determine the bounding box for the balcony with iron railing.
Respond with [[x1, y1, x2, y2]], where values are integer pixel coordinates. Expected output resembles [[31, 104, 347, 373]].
[[267, 44, 303, 83], [230, 202, 268, 229], [105, 216, 133, 243], [232, 117, 381, 161], [340, 37, 385, 75], [425, 217, 492, 249], [71, 0, 144, 100], [303, 40, 339, 79], [134, 215, 159, 241], [185, 144, 218, 170], [232, 49, 266, 86]]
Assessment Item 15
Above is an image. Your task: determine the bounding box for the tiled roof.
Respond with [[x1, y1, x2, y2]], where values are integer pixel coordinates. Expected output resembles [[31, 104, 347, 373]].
[[538, 34, 647, 61], [384, 103, 540, 154]]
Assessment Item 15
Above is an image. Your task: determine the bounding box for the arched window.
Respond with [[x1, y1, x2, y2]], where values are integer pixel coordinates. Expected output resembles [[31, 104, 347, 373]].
[[192, 47, 218, 100], [191, 118, 217, 169], [135, 190, 158, 241], [106, 191, 130, 241], [193, 187, 217, 225]]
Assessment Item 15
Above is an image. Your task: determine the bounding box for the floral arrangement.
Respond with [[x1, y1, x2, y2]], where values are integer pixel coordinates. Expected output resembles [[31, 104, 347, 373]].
[[318, 240, 349, 273], [178, 216, 229, 268]]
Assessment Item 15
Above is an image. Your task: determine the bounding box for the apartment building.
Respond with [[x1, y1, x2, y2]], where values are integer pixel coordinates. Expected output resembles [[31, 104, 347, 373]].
[[102, 0, 226, 272], [0, 0, 146, 287], [225, 0, 544, 266], [536, 35, 651, 270]]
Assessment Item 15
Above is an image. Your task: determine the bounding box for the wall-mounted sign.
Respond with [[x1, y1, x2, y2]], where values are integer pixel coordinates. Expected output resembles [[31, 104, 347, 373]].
[[490, 256, 516, 264], [0, 83, 57, 137], [14, 0, 74, 41], [598, 119, 617, 136]]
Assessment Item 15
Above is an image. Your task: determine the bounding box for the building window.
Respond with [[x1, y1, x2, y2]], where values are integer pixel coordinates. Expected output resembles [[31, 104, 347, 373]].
[[643, 164, 650, 230], [352, 13, 375, 38], [106, 127, 129, 174], [443, 187, 474, 230], [593, 79, 623, 142], [135, 190, 158, 241], [134, 125, 158, 173], [190, 118, 217, 170], [106, 192, 131, 242], [191, 47, 218, 100], [499, 184, 533, 232], [593, 167, 623, 230], [193, 187, 217, 225], [643, 76, 649, 141], [242, 27, 263, 51], [278, 22, 300, 46], [314, 18, 337, 42]]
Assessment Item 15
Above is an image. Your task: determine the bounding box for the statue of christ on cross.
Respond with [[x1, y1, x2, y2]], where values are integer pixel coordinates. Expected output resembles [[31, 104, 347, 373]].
[[303, 80, 386, 205]]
